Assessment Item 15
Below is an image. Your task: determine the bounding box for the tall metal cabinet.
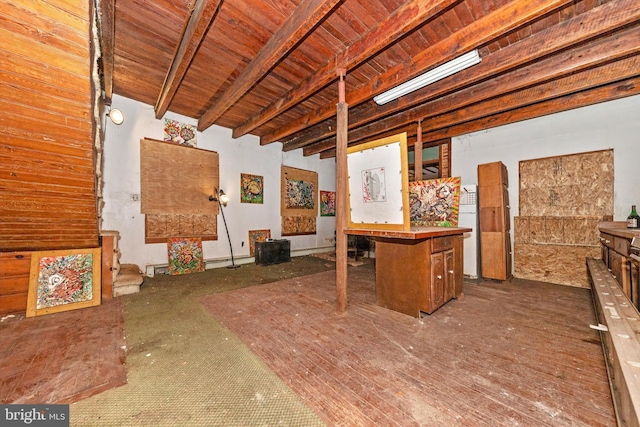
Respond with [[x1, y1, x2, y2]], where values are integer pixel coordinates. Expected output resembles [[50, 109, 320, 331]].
[[478, 161, 512, 280]]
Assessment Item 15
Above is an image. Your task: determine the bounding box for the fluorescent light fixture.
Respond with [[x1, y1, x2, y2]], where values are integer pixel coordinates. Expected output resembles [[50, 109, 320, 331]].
[[373, 50, 481, 105]]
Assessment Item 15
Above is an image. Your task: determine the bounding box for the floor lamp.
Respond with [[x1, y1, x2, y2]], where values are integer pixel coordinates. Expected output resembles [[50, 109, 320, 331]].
[[210, 188, 240, 269]]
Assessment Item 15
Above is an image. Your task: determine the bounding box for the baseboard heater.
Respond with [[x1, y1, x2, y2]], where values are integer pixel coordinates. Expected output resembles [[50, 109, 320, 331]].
[[255, 239, 291, 266], [146, 243, 332, 276]]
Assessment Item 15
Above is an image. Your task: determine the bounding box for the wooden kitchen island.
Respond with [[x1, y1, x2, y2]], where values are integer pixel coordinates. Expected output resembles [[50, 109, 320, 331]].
[[346, 226, 471, 317]]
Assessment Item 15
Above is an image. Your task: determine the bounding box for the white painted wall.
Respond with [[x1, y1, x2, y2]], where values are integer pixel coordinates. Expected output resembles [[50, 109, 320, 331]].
[[101, 94, 336, 271], [451, 94, 640, 271]]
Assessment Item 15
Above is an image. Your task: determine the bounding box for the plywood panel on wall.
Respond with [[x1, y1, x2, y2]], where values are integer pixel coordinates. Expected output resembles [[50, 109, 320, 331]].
[[145, 214, 218, 243], [140, 138, 219, 215], [281, 166, 318, 236], [514, 243, 601, 288], [280, 166, 318, 217], [515, 149, 614, 288], [519, 149, 613, 216], [0, 0, 98, 252]]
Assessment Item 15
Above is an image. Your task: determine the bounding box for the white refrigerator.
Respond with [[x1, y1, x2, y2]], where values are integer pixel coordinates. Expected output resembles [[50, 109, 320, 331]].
[[458, 184, 479, 278]]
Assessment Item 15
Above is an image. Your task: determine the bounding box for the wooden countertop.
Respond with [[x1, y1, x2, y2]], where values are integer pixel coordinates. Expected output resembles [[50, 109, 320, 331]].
[[344, 226, 471, 240], [599, 221, 640, 239]]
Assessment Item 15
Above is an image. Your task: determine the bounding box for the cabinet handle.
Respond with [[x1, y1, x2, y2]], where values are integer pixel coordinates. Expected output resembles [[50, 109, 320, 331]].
[[448, 270, 454, 274], [437, 275, 442, 279]]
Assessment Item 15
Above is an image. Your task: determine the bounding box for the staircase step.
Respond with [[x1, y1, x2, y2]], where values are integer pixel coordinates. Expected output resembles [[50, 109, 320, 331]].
[[113, 264, 143, 297]]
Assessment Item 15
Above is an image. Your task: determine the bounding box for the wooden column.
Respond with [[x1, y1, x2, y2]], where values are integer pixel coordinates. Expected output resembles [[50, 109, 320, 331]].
[[414, 120, 423, 181], [336, 69, 348, 314]]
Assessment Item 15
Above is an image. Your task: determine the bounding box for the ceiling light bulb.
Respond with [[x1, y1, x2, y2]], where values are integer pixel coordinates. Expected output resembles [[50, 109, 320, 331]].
[[108, 108, 124, 125]]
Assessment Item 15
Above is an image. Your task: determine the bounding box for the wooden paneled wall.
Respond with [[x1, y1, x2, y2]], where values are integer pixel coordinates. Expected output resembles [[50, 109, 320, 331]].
[[0, 0, 97, 314], [0, 0, 98, 251]]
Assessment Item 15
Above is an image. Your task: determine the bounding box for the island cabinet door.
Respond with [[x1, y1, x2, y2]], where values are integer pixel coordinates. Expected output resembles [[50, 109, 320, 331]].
[[375, 238, 430, 318], [428, 252, 445, 313], [444, 249, 455, 302]]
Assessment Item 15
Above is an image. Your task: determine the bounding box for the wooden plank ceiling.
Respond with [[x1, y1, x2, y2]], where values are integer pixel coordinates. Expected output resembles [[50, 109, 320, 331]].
[[99, 0, 640, 158]]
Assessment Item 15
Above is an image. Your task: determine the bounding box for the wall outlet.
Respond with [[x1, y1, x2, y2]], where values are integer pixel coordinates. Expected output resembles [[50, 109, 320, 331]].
[[131, 194, 140, 201]]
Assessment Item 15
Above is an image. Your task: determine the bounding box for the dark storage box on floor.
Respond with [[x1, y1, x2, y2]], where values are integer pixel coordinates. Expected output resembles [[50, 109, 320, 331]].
[[255, 239, 291, 265]]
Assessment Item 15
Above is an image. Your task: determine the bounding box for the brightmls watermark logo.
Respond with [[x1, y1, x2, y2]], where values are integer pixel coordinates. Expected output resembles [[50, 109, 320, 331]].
[[1, 405, 69, 426]]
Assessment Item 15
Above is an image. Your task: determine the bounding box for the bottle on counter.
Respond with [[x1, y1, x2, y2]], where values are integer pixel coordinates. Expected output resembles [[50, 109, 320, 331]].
[[628, 205, 640, 229]]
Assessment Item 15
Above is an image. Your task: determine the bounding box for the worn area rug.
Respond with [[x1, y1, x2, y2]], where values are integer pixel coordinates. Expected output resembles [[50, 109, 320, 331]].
[[0, 298, 127, 404]]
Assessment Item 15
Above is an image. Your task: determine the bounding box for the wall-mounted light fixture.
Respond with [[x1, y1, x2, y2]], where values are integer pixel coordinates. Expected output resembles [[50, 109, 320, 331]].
[[107, 107, 124, 125], [373, 50, 481, 105], [209, 188, 239, 269]]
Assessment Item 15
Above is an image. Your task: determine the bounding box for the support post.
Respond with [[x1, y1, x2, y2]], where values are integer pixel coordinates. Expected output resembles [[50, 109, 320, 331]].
[[336, 69, 348, 314], [414, 120, 423, 181]]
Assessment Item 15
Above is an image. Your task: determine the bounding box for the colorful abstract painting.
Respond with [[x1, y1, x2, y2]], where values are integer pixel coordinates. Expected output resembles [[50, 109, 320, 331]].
[[409, 176, 461, 227], [27, 248, 101, 317], [248, 229, 271, 257], [164, 119, 197, 147], [241, 173, 264, 204], [320, 191, 336, 216], [285, 178, 315, 209], [168, 237, 204, 275]]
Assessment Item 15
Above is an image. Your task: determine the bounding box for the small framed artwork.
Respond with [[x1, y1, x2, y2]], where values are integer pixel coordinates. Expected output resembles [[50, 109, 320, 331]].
[[241, 173, 264, 204], [320, 190, 336, 216], [167, 237, 205, 275], [346, 132, 410, 230], [164, 119, 197, 147], [248, 229, 271, 257], [27, 248, 102, 317]]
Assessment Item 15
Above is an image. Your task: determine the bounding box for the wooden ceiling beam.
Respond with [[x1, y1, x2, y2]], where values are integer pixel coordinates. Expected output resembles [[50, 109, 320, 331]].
[[319, 76, 640, 159], [98, 0, 115, 102], [418, 77, 640, 144], [284, 0, 640, 150], [231, 0, 459, 139], [262, 0, 577, 146], [318, 133, 449, 159], [313, 57, 640, 158], [344, 31, 640, 145], [154, 0, 222, 119], [197, 0, 342, 132]]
